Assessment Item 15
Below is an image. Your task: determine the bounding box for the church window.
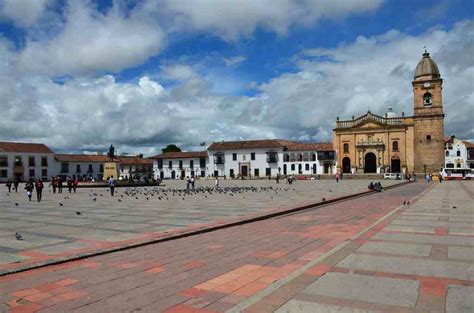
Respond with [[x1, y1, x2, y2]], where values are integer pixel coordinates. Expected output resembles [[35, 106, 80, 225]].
[[392, 141, 399, 152], [423, 92, 432, 106], [343, 143, 349, 153]]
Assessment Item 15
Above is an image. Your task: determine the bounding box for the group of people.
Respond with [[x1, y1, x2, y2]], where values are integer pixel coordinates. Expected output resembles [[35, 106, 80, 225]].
[[186, 176, 196, 190], [49, 176, 79, 193]]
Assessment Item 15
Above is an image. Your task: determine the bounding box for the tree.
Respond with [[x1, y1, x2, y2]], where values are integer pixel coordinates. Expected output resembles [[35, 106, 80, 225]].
[[162, 144, 181, 154]]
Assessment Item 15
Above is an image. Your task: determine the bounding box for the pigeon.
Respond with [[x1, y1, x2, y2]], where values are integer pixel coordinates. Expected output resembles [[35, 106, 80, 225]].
[[76, 211, 82, 215], [15, 203, 18, 206], [453, 205, 457, 209], [93, 198, 97, 201], [118, 199, 122, 202], [59, 203, 63, 206], [403, 201, 406, 205], [407, 201, 410, 205], [15, 232, 23, 240], [321, 197, 326, 202]]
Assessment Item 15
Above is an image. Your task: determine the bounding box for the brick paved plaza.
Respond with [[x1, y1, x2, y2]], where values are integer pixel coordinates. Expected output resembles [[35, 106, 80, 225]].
[[0, 180, 472, 313], [0, 179, 397, 273]]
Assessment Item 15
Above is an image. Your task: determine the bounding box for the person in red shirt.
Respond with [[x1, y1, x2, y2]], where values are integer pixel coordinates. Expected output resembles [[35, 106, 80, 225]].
[[73, 176, 79, 193], [35, 179, 44, 202]]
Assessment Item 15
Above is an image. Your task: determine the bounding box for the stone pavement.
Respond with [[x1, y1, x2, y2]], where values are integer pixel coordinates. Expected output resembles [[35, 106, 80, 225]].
[[242, 181, 474, 313], [0, 179, 397, 273], [0, 180, 428, 312]]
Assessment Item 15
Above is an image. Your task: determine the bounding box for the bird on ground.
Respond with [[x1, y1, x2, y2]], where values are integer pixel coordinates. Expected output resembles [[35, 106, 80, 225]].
[[76, 211, 82, 215], [321, 197, 326, 202], [118, 199, 122, 202], [15, 232, 23, 240], [403, 201, 406, 205], [59, 203, 63, 206], [93, 198, 96, 201], [453, 205, 457, 209], [15, 203, 18, 206]]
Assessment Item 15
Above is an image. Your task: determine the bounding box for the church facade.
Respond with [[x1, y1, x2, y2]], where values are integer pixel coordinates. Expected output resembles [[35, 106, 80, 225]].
[[333, 51, 445, 175]]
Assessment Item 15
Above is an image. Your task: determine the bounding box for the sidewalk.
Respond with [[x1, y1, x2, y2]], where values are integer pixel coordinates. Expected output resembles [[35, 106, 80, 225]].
[[239, 181, 474, 313]]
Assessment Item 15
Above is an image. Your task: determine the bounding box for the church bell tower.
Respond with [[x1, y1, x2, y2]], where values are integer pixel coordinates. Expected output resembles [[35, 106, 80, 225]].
[[412, 50, 445, 173]]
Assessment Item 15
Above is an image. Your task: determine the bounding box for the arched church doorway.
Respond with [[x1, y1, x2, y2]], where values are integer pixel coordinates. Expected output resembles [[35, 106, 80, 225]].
[[364, 153, 377, 173], [391, 157, 401, 173], [342, 157, 351, 174]]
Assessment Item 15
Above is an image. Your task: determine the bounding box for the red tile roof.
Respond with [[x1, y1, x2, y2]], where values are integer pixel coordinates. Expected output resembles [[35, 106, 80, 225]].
[[463, 141, 474, 148], [149, 151, 208, 160], [0, 142, 54, 154], [119, 157, 153, 165], [55, 154, 113, 162], [208, 139, 333, 151]]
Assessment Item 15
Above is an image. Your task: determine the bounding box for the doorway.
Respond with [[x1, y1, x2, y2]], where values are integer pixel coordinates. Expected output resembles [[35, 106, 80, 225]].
[[364, 153, 377, 173], [171, 171, 176, 179], [391, 158, 401, 173], [240, 164, 248, 177], [342, 157, 351, 174], [283, 164, 287, 175]]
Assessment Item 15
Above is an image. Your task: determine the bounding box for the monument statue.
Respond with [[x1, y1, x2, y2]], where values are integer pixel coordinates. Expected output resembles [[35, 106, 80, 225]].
[[108, 144, 115, 160]]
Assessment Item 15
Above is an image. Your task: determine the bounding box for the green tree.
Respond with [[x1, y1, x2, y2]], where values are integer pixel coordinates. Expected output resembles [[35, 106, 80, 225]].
[[162, 144, 181, 154]]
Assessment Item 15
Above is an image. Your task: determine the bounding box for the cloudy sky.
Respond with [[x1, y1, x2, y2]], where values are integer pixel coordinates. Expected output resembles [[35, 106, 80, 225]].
[[0, 0, 472, 155]]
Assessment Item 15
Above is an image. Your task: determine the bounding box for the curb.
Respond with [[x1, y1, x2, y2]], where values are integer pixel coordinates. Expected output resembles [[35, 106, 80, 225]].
[[0, 180, 411, 277]]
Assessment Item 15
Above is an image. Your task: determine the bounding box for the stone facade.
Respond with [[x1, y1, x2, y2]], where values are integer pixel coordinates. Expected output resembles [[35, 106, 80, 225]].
[[334, 51, 445, 174]]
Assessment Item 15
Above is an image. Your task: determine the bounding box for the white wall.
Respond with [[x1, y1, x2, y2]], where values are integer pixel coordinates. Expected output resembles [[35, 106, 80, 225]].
[[0, 152, 55, 182], [54, 161, 103, 180], [153, 157, 207, 179], [445, 139, 468, 168]]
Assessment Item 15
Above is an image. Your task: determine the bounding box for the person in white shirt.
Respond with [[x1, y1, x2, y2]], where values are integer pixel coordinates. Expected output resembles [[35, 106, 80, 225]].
[[108, 176, 116, 196]]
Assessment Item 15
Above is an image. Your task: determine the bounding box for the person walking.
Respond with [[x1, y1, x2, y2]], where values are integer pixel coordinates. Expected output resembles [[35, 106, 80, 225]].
[[186, 176, 190, 190], [57, 176, 63, 193], [108, 175, 116, 196], [35, 179, 44, 202], [191, 176, 195, 190], [13, 176, 19, 192], [438, 170, 443, 183], [24, 180, 34, 201], [276, 174, 280, 184], [335, 172, 340, 183], [67, 176, 73, 193], [73, 176, 79, 193], [50, 176, 57, 194], [214, 176, 219, 189], [6, 178, 12, 193]]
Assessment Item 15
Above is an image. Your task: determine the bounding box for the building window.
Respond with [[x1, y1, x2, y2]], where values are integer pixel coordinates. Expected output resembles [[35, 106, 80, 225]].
[[266, 168, 271, 176], [456, 164, 461, 168], [305, 164, 309, 171], [179, 160, 183, 169], [283, 154, 289, 162], [88, 164, 93, 173], [214, 153, 224, 164], [291, 164, 295, 171], [446, 163, 454, 168], [76, 164, 81, 173], [0, 156, 7, 167], [343, 143, 349, 153], [61, 163, 69, 173], [251, 153, 255, 160], [29, 169, 35, 178], [200, 157, 206, 168], [266, 152, 278, 163], [14, 156, 22, 166], [392, 141, 399, 152], [28, 156, 35, 167], [289, 154, 296, 162], [189, 160, 194, 168], [169, 161, 173, 169], [99, 164, 104, 173], [426, 135, 431, 141], [457, 151, 461, 157], [298, 153, 303, 162], [311, 153, 316, 161], [423, 92, 432, 106], [41, 157, 48, 167], [233, 153, 237, 161], [446, 151, 449, 157], [42, 169, 48, 177], [0, 169, 7, 178], [229, 169, 234, 178], [303, 153, 310, 162], [254, 168, 259, 177]]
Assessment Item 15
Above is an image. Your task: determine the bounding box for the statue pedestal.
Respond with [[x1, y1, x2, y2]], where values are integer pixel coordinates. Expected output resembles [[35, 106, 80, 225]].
[[103, 162, 119, 180]]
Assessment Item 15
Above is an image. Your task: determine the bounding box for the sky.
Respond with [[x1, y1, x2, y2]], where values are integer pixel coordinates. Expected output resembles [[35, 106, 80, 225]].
[[0, 0, 472, 156]]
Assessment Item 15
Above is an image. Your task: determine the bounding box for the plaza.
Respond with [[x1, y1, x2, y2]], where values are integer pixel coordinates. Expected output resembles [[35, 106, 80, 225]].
[[0, 180, 472, 312]]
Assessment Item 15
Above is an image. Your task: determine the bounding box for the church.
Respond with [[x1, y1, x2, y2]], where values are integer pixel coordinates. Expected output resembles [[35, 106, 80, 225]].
[[333, 51, 445, 175]]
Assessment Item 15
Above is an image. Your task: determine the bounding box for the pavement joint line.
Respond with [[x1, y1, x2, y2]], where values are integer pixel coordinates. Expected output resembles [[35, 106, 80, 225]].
[[0, 181, 410, 277], [225, 181, 433, 313]]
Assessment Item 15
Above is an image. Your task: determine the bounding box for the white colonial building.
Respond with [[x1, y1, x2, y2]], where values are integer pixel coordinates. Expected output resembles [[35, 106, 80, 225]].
[[208, 139, 335, 178], [445, 136, 474, 169], [0, 142, 55, 182], [150, 151, 208, 179]]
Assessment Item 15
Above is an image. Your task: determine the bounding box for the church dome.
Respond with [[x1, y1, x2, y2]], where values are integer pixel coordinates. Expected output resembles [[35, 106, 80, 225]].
[[414, 50, 440, 80]]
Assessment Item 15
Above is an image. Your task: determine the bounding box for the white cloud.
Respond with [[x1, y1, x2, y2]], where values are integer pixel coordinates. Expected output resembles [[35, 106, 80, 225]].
[[162, 0, 384, 40], [17, 1, 165, 76], [1, 0, 53, 27], [0, 17, 472, 154], [223, 56, 246, 67]]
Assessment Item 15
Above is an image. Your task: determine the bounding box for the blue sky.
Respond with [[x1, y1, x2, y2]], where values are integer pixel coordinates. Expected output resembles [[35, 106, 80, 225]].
[[0, 0, 472, 154]]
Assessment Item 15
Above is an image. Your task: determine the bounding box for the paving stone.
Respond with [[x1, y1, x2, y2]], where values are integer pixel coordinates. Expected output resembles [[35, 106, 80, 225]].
[[446, 285, 474, 313], [448, 246, 474, 260], [372, 232, 474, 246], [357, 241, 431, 256], [383, 225, 436, 233], [337, 254, 474, 281], [303, 272, 419, 307], [0, 252, 30, 264], [275, 299, 381, 313]]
